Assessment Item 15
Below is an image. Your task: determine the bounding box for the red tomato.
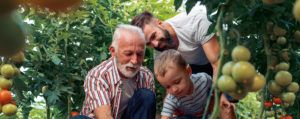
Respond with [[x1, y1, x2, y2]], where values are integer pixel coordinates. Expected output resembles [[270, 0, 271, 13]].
[[273, 97, 282, 104], [264, 101, 273, 108], [70, 111, 79, 117], [0, 90, 13, 105], [285, 115, 293, 119]]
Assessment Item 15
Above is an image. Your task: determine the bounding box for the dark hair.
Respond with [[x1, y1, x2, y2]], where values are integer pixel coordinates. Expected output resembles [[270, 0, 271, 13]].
[[154, 49, 187, 77], [131, 11, 154, 29]]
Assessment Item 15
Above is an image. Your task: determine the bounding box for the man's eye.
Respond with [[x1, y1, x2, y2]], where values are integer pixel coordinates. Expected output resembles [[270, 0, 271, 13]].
[[150, 32, 156, 40], [124, 53, 132, 56], [174, 80, 180, 84], [137, 53, 144, 57], [146, 42, 151, 46]]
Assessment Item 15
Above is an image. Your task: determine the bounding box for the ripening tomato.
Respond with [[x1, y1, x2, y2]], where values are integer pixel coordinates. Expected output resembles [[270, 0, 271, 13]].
[[285, 115, 293, 119], [281, 115, 293, 119], [2, 103, 17, 116], [0, 90, 13, 105], [264, 101, 273, 108], [70, 111, 79, 117], [273, 97, 282, 104]]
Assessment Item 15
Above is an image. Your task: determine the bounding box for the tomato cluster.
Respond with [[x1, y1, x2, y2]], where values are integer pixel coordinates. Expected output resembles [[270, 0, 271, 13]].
[[265, 24, 299, 108], [263, 20, 299, 118], [0, 51, 25, 116], [217, 45, 266, 100]]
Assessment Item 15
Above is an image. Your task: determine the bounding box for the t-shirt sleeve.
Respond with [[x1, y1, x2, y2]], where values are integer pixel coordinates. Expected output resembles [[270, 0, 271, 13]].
[[161, 95, 177, 117], [193, 8, 215, 45], [84, 74, 111, 111]]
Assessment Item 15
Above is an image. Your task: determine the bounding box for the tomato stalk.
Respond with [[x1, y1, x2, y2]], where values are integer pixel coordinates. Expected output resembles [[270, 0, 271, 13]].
[[68, 95, 71, 119], [207, 3, 228, 119], [260, 33, 272, 118], [45, 98, 51, 119], [64, 38, 72, 119]]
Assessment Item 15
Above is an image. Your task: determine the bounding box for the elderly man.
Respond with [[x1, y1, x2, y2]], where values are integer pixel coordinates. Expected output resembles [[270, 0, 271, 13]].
[[78, 24, 155, 119]]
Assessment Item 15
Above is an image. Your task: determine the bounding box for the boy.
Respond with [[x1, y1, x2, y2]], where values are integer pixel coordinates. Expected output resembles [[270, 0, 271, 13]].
[[154, 49, 213, 119]]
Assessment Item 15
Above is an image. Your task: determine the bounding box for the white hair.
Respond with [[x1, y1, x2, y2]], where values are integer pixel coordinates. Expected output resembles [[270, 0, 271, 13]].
[[111, 24, 145, 50]]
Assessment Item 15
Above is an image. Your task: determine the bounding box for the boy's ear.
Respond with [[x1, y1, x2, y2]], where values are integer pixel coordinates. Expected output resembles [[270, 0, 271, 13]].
[[109, 46, 116, 57], [186, 65, 192, 76]]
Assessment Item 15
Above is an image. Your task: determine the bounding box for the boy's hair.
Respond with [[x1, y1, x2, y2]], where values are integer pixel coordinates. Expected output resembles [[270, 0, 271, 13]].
[[154, 49, 187, 77], [131, 11, 155, 30]]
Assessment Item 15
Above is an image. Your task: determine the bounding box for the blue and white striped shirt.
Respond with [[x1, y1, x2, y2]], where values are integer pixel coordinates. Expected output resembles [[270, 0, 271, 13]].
[[161, 73, 212, 117]]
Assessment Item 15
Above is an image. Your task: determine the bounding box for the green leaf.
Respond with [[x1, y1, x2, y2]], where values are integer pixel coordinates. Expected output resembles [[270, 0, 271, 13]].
[[206, 22, 216, 36], [51, 55, 61, 65], [59, 86, 74, 95], [174, 0, 183, 11], [100, 51, 107, 61], [45, 90, 60, 105], [13, 76, 29, 91], [185, 0, 199, 14]]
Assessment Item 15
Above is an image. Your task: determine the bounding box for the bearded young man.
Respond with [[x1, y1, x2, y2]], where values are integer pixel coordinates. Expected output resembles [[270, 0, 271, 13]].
[[77, 24, 155, 119], [131, 4, 219, 77], [131, 3, 236, 119]]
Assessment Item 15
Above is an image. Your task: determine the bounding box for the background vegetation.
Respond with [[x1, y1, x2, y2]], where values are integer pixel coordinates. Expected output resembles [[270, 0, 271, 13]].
[[0, 0, 299, 118]]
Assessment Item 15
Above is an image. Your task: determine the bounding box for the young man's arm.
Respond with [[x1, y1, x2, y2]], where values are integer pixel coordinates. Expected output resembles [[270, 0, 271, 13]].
[[202, 35, 220, 81], [94, 105, 113, 119]]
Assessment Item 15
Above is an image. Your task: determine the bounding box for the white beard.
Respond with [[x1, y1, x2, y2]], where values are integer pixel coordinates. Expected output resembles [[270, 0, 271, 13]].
[[115, 57, 140, 78]]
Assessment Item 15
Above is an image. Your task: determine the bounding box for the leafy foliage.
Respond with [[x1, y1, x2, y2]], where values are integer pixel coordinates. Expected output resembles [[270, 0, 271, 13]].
[[7, 0, 178, 118]]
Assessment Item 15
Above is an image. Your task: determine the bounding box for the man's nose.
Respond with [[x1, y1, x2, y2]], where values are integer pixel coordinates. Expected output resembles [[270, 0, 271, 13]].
[[130, 54, 138, 64], [151, 40, 159, 48]]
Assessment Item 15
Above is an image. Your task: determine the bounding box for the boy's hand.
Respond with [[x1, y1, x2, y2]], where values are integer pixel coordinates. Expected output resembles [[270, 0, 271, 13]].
[[160, 115, 171, 119]]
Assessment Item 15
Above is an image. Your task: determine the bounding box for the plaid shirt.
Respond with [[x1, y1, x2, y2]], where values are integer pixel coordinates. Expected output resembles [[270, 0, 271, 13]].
[[81, 57, 155, 118]]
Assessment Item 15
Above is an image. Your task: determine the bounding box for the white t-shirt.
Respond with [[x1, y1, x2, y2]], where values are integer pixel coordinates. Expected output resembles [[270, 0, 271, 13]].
[[165, 4, 214, 65]]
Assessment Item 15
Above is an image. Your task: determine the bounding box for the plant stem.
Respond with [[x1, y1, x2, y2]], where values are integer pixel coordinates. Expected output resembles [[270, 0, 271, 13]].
[[68, 95, 71, 119], [46, 100, 50, 119], [64, 38, 71, 118], [260, 33, 271, 119], [209, 4, 226, 119]]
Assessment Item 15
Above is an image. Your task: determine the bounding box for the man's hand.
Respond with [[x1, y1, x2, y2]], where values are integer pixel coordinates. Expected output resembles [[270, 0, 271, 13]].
[[94, 105, 114, 119]]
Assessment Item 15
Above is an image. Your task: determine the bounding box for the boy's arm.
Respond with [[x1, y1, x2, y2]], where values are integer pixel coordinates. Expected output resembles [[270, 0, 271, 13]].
[[161, 95, 176, 119], [161, 115, 171, 119]]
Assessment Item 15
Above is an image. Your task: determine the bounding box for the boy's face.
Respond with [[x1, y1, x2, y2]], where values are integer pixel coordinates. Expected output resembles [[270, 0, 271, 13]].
[[156, 65, 193, 97]]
